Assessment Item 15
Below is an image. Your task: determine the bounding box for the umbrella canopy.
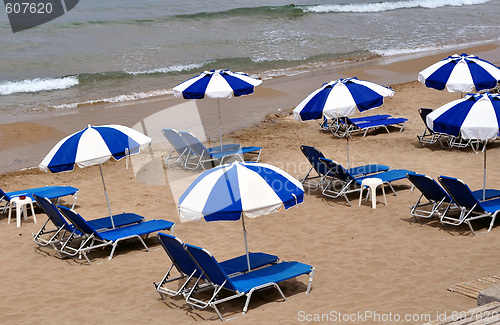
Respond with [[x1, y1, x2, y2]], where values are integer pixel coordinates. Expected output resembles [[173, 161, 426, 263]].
[[426, 92, 500, 199], [426, 92, 500, 139], [173, 69, 262, 99], [172, 69, 262, 147], [418, 53, 500, 93], [293, 77, 394, 121], [178, 161, 304, 271], [40, 124, 151, 172], [40, 124, 152, 227]]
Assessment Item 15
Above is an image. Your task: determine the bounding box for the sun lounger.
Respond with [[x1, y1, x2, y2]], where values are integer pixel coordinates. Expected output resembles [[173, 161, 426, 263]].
[[319, 158, 415, 206], [0, 185, 79, 213], [184, 242, 314, 322], [407, 173, 456, 220], [328, 114, 392, 137], [153, 233, 279, 298], [162, 129, 241, 169], [161, 128, 192, 168], [407, 173, 500, 221], [416, 108, 449, 148], [32, 195, 145, 248], [179, 131, 262, 170], [57, 206, 175, 264], [340, 116, 408, 138], [438, 176, 500, 235], [299, 145, 390, 190]]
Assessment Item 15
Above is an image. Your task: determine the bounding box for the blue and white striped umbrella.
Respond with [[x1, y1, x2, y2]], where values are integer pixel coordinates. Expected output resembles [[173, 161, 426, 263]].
[[173, 69, 262, 99], [426, 92, 500, 139], [427, 92, 500, 199], [179, 161, 304, 271], [40, 124, 151, 227], [418, 53, 500, 93], [179, 161, 304, 222], [40, 124, 151, 172], [293, 77, 394, 121], [173, 69, 262, 147]]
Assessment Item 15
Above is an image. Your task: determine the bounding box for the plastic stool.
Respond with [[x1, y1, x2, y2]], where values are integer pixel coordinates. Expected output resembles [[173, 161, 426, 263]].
[[358, 178, 387, 209], [8, 196, 36, 227]]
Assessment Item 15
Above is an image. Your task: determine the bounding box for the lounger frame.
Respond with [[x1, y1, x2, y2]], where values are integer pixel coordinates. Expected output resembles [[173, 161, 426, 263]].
[[438, 176, 500, 235], [180, 131, 261, 170], [406, 173, 456, 220], [161, 128, 192, 169], [319, 158, 414, 206], [153, 233, 280, 299], [184, 243, 314, 322], [57, 206, 174, 264]]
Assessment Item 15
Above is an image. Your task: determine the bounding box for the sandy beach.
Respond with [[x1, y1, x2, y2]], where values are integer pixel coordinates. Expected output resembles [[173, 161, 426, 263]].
[[1, 41, 500, 324]]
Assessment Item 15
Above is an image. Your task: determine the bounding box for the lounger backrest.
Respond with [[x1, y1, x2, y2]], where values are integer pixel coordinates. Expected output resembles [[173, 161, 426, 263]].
[[438, 176, 482, 211], [33, 195, 73, 231], [162, 129, 190, 155], [319, 158, 355, 184], [300, 145, 331, 177], [157, 233, 199, 277], [184, 243, 237, 292], [0, 188, 9, 201], [419, 108, 434, 132], [58, 206, 105, 240], [407, 173, 451, 203], [179, 132, 211, 159]]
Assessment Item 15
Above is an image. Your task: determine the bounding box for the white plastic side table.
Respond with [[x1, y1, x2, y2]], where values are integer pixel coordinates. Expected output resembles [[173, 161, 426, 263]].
[[8, 196, 36, 227], [358, 178, 387, 209]]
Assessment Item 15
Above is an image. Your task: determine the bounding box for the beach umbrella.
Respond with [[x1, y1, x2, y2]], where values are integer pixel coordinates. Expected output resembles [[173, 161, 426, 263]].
[[173, 69, 262, 148], [39, 124, 152, 228], [418, 53, 500, 94], [293, 77, 394, 121], [426, 92, 500, 199], [292, 77, 394, 167], [178, 161, 304, 272]]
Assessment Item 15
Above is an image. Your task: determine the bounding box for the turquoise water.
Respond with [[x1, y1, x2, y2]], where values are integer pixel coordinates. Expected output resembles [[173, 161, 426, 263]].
[[0, 0, 499, 121]]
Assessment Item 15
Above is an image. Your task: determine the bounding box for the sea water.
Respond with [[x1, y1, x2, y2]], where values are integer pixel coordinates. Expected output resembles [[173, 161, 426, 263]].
[[0, 0, 499, 122]]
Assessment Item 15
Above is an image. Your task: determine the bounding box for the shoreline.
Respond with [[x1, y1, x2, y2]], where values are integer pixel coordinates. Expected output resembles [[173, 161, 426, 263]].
[[1, 39, 500, 175]]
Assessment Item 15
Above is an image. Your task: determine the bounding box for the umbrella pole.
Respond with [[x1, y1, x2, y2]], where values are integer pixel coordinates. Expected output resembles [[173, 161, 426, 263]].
[[483, 141, 488, 201], [99, 164, 115, 228], [217, 99, 223, 150], [346, 137, 350, 169], [241, 215, 251, 272]]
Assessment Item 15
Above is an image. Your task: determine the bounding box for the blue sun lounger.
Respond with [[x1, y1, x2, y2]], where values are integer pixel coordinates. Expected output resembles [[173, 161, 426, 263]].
[[341, 116, 408, 138], [153, 233, 279, 298], [162, 128, 241, 169], [438, 176, 500, 235], [162, 128, 192, 168], [179, 131, 262, 170], [300, 145, 390, 190], [184, 243, 314, 322], [32, 195, 145, 248], [320, 158, 415, 206], [57, 206, 175, 264], [328, 114, 391, 136], [1, 185, 79, 212], [407, 173, 455, 220], [407, 173, 500, 221]]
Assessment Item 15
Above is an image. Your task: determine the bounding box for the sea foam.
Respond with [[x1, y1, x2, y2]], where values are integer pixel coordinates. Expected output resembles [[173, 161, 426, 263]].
[[302, 0, 491, 13], [0, 76, 79, 95]]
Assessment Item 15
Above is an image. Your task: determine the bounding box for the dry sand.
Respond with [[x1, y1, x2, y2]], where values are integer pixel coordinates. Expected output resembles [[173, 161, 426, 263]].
[[1, 41, 500, 324]]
